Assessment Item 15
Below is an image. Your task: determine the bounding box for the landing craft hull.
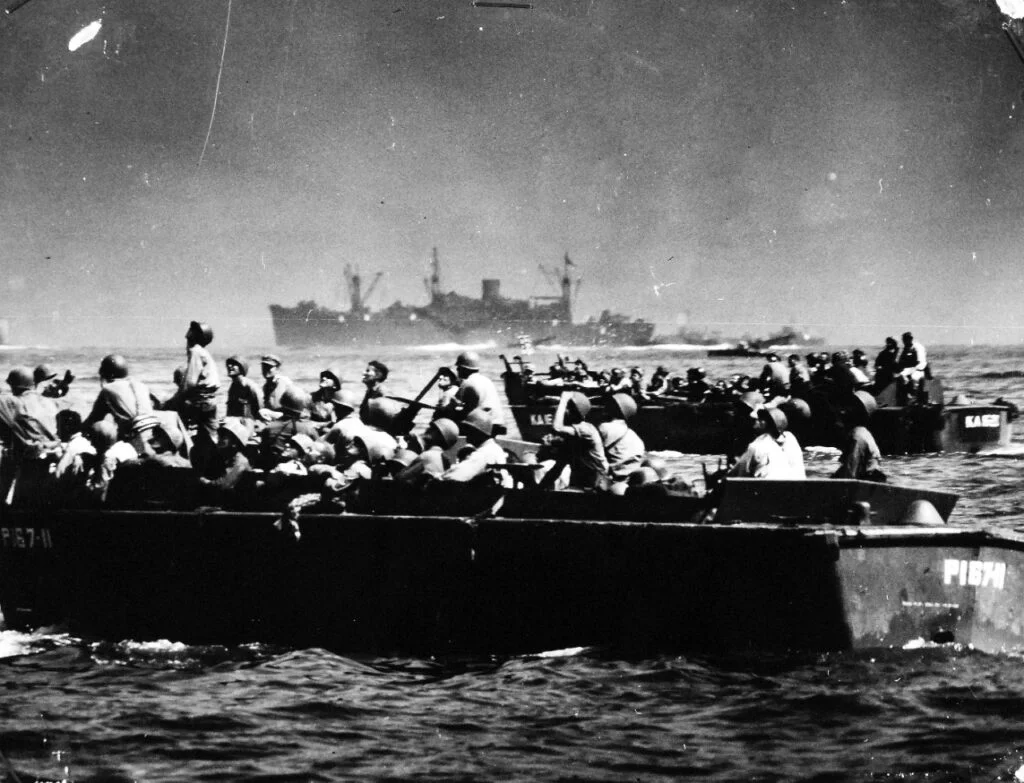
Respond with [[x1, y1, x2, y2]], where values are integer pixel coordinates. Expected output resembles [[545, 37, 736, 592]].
[[503, 373, 1012, 455], [2, 477, 1023, 656]]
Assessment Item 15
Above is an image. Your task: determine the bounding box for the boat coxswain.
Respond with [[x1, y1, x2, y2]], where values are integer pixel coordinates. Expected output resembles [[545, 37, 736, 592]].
[[728, 407, 804, 479]]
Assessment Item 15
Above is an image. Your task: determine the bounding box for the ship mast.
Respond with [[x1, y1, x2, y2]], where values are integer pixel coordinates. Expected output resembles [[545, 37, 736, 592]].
[[561, 253, 574, 323], [429, 247, 442, 304]]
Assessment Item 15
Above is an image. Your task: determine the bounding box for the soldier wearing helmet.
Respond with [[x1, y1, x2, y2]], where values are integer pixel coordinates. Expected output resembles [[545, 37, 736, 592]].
[[646, 365, 671, 397], [0, 365, 60, 459], [600, 393, 646, 495], [258, 386, 319, 468], [728, 407, 802, 479], [759, 353, 790, 400], [169, 321, 220, 469], [451, 350, 503, 425], [441, 410, 508, 483], [397, 417, 460, 487], [83, 354, 155, 439], [224, 356, 263, 421], [685, 367, 711, 402], [310, 366, 344, 424], [833, 390, 885, 482], [540, 390, 609, 491], [431, 366, 460, 420]]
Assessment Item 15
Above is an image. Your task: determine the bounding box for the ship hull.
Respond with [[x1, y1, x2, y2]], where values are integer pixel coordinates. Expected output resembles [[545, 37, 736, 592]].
[[270, 305, 655, 348], [3, 478, 1022, 657]]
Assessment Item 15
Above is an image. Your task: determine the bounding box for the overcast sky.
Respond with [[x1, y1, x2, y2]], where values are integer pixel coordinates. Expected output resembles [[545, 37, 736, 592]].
[[2, 0, 1023, 346]]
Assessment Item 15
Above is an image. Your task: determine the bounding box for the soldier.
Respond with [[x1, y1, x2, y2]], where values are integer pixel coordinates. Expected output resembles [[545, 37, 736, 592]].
[[451, 351, 503, 424], [83, 354, 153, 439], [225, 356, 263, 421]]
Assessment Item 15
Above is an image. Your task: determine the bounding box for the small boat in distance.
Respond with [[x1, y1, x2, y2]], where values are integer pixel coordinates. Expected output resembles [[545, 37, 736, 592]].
[[707, 326, 825, 358]]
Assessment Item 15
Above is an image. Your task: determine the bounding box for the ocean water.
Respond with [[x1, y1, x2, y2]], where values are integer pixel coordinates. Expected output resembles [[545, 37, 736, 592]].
[[2, 342, 1024, 782]]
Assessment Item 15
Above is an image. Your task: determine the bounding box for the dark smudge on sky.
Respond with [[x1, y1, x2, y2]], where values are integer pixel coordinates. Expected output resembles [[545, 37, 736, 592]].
[[1, 0, 1023, 346]]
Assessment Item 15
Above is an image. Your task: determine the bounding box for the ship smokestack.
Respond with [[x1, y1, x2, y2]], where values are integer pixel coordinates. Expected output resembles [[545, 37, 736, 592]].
[[482, 279, 501, 301]]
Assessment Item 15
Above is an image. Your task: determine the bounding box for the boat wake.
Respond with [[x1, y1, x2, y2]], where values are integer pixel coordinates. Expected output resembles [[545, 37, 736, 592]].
[[0, 628, 78, 659], [406, 341, 498, 352]]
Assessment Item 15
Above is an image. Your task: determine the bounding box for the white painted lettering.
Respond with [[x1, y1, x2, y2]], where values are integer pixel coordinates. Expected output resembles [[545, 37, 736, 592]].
[[0, 528, 9, 548], [14, 528, 25, 548], [968, 560, 983, 586], [943, 558, 960, 584], [964, 414, 1001, 429], [943, 558, 1007, 590]]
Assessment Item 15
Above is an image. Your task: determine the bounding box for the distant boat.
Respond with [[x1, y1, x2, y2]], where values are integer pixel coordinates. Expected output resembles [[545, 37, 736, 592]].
[[269, 250, 656, 348], [707, 326, 825, 358]]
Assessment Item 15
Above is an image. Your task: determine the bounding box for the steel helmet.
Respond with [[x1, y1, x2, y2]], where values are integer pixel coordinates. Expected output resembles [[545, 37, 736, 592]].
[[427, 417, 460, 450], [320, 366, 344, 388], [99, 354, 129, 381], [6, 366, 34, 392], [455, 351, 481, 372], [460, 409, 495, 439], [759, 407, 789, 435], [279, 387, 311, 418], [33, 364, 57, 384], [364, 397, 407, 434], [187, 320, 214, 347], [218, 417, 251, 450], [778, 397, 812, 425], [329, 388, 360, 415], [567, 391, 592, 420], [849, 390, 878, 423], [609, 393, 637, 421]]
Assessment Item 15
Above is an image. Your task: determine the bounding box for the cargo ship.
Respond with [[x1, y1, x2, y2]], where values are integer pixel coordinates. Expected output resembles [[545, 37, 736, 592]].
[[269, 250, 656, 348]]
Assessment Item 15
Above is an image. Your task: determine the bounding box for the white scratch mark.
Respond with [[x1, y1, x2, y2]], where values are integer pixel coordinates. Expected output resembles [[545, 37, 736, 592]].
[[68, 20, 102, 52]]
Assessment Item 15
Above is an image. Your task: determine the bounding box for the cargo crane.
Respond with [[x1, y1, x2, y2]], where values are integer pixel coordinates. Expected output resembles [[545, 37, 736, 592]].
[[344, 265, 382, 319]]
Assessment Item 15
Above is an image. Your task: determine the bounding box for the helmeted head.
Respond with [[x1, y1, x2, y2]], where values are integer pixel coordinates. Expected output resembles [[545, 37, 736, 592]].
[[460, 409, 495, 445], [566, 391, 592, 422], [687, 367, 706, 380], [288, 433, 316, 459], [654, 365, 669, 377], [610, 367, 625, 380], [225, 355, 249, 377], [847, 389, 879, 426], [437, 366, 458, 389], [33, 364, 57, 385], [455, 351, 481, 377], [319, 366, 343, 390], [6, 366, 34, 393], [885, 336, 898, 349], [218, 417, 251, 451], [901, 331, 914, 345], [329, 388, 360, 418], [426, 417, 460, 450], [98, 354, 129, 382], [278, 387, 311, 419], [777, 397, 812, 428], [187, 320, 214, 347], [831, 351, 850, 367], [609, 392, 637, 421], [364, 397, 406, 434], [759, 407, 788, 436]]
